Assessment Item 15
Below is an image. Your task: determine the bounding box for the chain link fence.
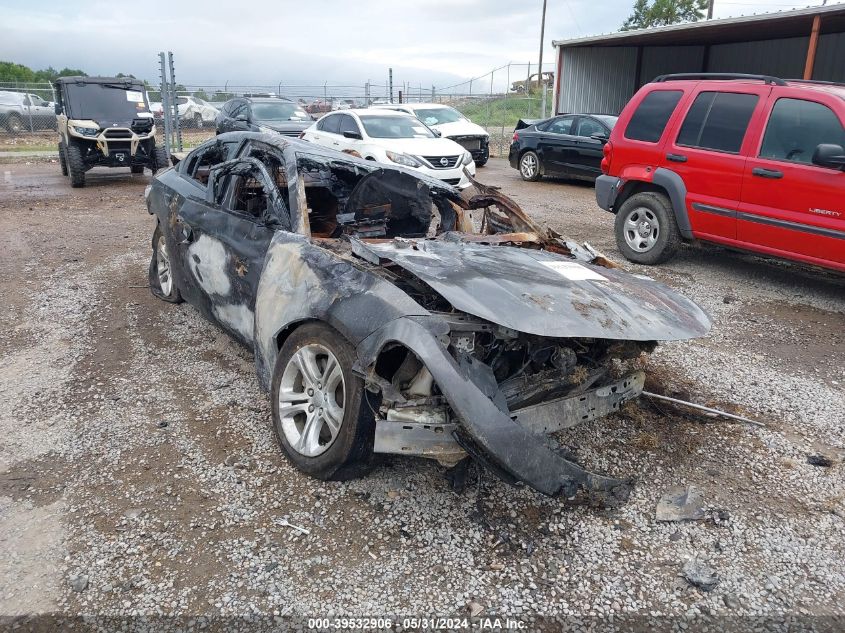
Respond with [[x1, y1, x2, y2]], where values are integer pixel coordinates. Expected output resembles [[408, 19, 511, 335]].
[[1, 62, 555, 158]]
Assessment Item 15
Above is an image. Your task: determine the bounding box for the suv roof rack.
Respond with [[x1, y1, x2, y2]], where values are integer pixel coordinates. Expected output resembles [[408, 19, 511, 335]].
[[653, 73, 787, 86], [786, 78, 845, 88]]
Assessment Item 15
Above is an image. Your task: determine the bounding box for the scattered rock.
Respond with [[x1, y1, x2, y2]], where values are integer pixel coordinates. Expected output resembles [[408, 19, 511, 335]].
[[723, 594, 741, 609], [156, 420, 169, 429], [807, 454, 833, 467], [682, 559, 719, 592], [723, 288, 739, 304], [69, 574, 89, 592], [264, 562, 279, 572], [224, 455, 239, 467], [467, 600, 484, 617], [656, 485, 706, 522]]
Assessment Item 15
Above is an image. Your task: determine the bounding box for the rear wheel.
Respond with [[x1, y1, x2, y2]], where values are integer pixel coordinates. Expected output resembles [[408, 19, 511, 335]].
[[519, 150, 541, 181], [149, 225, 182, 303], [614, 192, 681, 265], [6, 114, 23, 134], [271, 323, 377, 481], [65, 142, 86, 188], [58, 142, 68, 176], [193, 113, 203, 129]]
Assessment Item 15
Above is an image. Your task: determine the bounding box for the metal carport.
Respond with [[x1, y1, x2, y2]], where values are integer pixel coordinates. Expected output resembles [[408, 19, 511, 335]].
[[552, 4, 845, 115]]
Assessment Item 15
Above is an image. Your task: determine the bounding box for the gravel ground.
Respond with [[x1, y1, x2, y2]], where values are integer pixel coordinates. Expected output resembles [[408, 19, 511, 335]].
[[0, 158, 843, 629]]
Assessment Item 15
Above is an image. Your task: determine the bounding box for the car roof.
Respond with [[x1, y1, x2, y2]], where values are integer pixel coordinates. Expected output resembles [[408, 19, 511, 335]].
[[54, 76, 144, 87], [355, 108, 418, 117], [646, 76, 845, 100], [247, 97, 294, 103]]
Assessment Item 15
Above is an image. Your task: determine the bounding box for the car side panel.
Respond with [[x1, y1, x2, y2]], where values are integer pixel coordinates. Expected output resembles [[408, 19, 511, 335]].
[[253, 233, 432, 391]]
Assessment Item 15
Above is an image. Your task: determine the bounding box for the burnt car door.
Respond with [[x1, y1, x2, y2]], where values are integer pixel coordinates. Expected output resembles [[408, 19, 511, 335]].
[[173, 155, 290, 344]]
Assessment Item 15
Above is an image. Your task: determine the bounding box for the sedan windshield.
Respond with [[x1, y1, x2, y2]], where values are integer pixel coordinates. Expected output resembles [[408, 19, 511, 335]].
[[413, 107, 464, 126], [252, 102, 311, 122], [359, 115, 435, 139]]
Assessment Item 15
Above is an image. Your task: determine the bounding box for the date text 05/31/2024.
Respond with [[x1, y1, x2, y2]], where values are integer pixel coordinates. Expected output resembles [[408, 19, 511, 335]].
[[307, 617, 528, 630]]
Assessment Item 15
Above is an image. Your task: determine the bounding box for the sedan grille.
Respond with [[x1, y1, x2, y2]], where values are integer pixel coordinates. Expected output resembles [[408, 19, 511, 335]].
[[423, 155, 460, 169], [448, 135, 485, 151]]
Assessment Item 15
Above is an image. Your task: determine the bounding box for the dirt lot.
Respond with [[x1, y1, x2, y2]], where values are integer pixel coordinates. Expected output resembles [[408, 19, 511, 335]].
[[0, 157, 843, 628]]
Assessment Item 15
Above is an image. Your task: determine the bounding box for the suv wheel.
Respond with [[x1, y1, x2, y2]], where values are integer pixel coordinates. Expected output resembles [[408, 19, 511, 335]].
[[58, 142, 68, 176], [614, 192, 681, 265], [193, 113, 203, 129], [271, 323, 377, 481], [65, 142, 86, 188], [6, 114, 23, 134], [519, 150, 541, 181]]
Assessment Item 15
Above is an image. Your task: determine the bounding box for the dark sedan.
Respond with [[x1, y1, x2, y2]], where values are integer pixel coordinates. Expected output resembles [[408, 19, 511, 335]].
[[144, 132, 708, 501], [508, 114, 617, 182], [215, 97, 314, 137]]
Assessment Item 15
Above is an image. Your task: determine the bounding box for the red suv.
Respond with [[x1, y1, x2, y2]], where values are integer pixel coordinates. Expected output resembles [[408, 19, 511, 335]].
[[595, 73, 845, 272]]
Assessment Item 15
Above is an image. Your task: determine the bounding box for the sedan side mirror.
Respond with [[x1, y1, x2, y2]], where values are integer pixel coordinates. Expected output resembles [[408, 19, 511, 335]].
[[590, 132, 609, 143], [235, 113, 249, 123], [342, 130, 362, 140], [812, 143, 845, 170]]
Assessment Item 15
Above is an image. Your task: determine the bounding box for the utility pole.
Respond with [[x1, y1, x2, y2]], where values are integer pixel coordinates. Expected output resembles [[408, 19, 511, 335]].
[[707, 0, 714, 20], [538, 0, 548, 117], [389, 68, 394, 103]]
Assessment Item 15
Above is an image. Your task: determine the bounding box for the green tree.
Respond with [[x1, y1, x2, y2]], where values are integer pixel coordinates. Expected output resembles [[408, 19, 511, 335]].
[[0, 61, 36, 82], [621, 0, 707, 31]]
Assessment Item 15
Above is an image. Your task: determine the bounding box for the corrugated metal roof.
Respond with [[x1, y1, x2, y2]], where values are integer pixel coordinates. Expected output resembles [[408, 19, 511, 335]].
[[552, 4, 845, 49]]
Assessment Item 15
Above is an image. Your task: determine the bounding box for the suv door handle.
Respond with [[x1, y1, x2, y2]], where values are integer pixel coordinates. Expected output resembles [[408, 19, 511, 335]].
[[752, 167, 783, 179], [666, 153, 687, 163]]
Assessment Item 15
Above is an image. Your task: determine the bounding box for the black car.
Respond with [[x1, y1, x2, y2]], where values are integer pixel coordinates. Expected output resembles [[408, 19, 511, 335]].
[[144, 131, 709, 502], [508, 114, 618, 182], [215, 97, 313, 137]]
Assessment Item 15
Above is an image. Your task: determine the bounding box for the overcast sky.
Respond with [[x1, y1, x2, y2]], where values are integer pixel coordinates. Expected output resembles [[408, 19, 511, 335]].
[[1, 0, 837, 92]]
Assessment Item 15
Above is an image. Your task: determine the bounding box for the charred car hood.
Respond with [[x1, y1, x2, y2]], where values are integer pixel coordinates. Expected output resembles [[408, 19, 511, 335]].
[[358, 239, 710, 341]]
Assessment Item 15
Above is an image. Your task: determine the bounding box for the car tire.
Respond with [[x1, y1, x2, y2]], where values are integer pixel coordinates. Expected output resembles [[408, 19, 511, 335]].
[[271, 322, 378, 482], [519, 150, 541, 181], [148, 225, 183, 303], [614, 192, 682, 265], [130, 165, 144, 174], [58, 142, 68, 176], [476, 157, 488, 168], [193, 113, 203, 129], [6, 114, 23, 134], [152, 143, 170, 173], [65, 142, 86, 188]]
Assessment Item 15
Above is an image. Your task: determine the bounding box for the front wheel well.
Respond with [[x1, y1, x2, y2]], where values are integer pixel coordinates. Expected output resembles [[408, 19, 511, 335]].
[[274, 319, 322, 354]]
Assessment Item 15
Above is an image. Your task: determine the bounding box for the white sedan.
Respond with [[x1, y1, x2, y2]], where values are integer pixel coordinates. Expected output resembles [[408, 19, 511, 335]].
[[301, 109, 476, 188]]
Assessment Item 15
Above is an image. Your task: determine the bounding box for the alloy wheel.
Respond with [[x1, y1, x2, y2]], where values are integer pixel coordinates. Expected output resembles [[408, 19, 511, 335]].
[[520, 153, 538, 179], [156, 235, 173, 296], [278, 344, 345, 457]]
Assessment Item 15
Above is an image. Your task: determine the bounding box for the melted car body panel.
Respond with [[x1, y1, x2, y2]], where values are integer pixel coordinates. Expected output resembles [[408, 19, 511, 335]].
[[354, 238, 710, 341]]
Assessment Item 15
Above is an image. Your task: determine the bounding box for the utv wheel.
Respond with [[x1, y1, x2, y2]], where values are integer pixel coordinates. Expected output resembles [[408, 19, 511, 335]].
[[149, 225, 182, 303], [614, 192, 682, 265], [6, 114, 23, 134], [130, 165, 145, 174], [65, 142, 86, 188], [152, 143, 170, 173], [519, 150, 541, 181], [271, 323, 377, 481], [58, 142, 68, 176]]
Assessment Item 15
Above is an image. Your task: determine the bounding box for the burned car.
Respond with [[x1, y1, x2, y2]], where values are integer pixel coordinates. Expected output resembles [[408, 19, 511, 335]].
[[146, 132, 710, 503]]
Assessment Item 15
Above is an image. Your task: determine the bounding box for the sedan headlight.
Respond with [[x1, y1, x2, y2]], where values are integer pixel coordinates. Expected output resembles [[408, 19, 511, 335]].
[[461, 151, 474, 166], [72, 126, 99, 137], [385, 151, 423, 168]]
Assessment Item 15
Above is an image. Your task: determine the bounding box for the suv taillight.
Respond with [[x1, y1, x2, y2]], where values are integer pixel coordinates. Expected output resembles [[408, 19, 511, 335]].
[[600, 140, 612, 175], [512, 131, 519, 142]]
